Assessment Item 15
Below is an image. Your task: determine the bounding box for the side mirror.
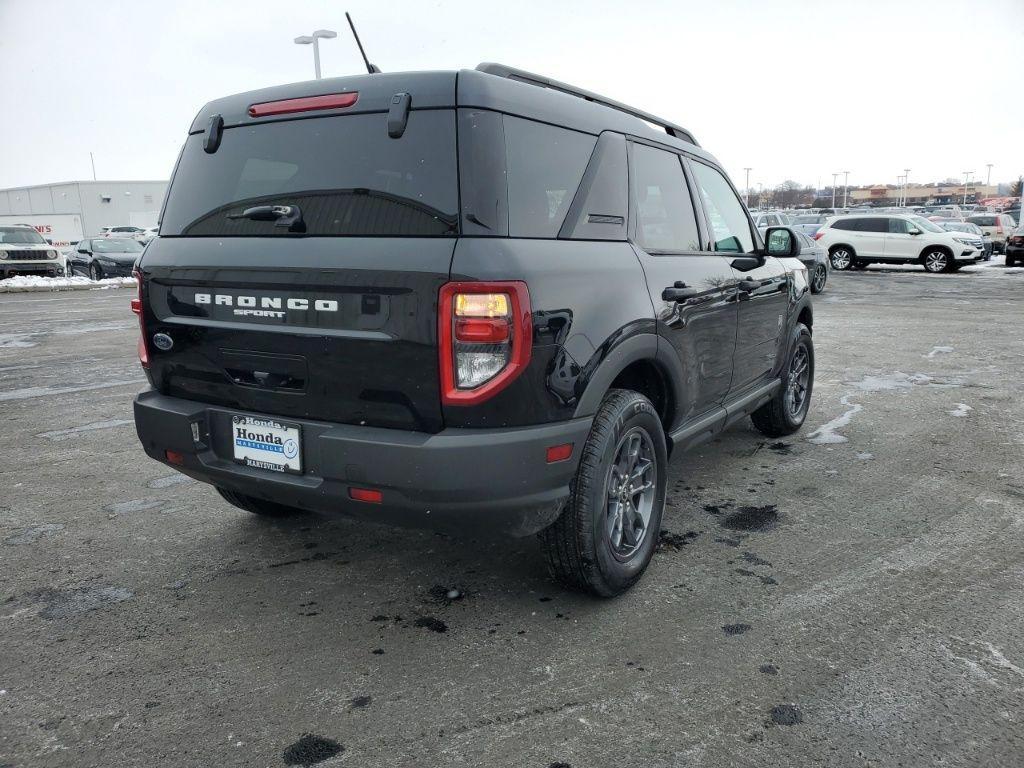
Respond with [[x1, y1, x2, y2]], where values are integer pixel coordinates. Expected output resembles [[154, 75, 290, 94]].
[[764, 226, 801, 257], [908, 228, 921, 235]]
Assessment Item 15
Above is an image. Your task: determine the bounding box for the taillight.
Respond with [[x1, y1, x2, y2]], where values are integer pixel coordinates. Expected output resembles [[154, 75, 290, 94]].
[[439, 282, 531, 406], [248, 92, 358, 117], [813, 231, 825, 240], [132, 270, 149, 369]]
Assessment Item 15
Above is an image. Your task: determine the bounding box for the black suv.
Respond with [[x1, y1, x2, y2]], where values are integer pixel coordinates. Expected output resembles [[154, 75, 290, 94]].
[[133, 64, 814, 596]]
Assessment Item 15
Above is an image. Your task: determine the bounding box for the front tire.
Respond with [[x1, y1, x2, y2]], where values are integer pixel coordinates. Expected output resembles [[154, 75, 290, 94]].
[[922, 249, 951, 273], [751, 324, 814, 438], [89, 263, 103, 281], [829, 247, 854, 271], [539, 389, 668, 597], [810, 263, 827, 293], [216, 487, 304, 517]]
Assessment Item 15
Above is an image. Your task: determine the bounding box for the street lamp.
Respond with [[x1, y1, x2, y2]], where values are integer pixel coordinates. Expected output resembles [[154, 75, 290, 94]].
[[744, 168, 752, 207], [831, 173, 839, 210], [903, 168, 911, 206], [962, 170, 974, 205], [294, 29, 337, 79], [843, 170, 850, 208], [986, 163, 993, 187]]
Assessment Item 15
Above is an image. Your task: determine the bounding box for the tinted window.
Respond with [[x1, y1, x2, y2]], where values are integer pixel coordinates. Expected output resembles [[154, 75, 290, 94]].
[[161, 111, 459, 237], [690, 162, 754, 253], [968, 216, 996, 226], [93, 238, 143, 253], [831, 218, 857, 231], [631, 144, 701, 252], [888, 218, 910, 234], [504, 116, 596, 238], [861, 218, 888, 232], [765, 215, 780, 227]]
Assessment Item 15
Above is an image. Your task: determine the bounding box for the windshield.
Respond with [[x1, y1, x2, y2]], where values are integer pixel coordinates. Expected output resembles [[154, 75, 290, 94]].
[[93, 238, 143, 253], [0, 227, 47, 245], [793, 215, 823, 224], [161, 111, 458, 237], [911, 217, 943, 233]]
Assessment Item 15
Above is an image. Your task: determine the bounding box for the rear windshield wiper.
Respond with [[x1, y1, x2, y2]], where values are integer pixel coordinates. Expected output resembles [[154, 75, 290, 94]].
[[227, 204, 306, 233]]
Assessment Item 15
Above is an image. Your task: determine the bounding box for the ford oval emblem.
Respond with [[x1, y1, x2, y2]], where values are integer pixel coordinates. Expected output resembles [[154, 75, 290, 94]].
[[152, 332, 174, 351]]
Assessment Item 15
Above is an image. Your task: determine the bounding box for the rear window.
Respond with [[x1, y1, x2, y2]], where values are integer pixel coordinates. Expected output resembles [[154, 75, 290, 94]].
[[160, 111, 458, 237], [968, 216, 996, 226]]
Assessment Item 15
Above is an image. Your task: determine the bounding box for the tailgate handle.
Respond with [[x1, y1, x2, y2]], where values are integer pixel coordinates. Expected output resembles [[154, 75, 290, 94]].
[[220, 350, 308, 392]]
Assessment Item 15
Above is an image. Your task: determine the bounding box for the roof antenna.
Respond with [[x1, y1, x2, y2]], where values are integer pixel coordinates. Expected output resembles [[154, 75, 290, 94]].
[[345, 12, 381, 74]]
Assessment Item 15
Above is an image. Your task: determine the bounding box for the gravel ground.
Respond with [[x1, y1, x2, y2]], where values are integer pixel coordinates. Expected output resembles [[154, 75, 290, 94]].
[[1, 265, 1022, 767]]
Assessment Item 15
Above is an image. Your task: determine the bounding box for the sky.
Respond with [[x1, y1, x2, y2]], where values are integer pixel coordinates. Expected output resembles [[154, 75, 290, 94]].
[[2, 0, 1023, 193]]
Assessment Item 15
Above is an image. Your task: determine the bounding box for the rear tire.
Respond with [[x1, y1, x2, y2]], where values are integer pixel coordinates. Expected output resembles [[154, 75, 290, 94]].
[[751, 324, 814, 438], [829, 247, 854, 270], [810, 263, 827, 293], [216, 487, 304, 517], [539, 389, 668, 597], [1007, 253, 1018, 268]]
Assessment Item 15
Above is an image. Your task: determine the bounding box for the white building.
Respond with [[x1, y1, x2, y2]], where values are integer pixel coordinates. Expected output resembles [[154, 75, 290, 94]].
[[0, 180, 168, 247]]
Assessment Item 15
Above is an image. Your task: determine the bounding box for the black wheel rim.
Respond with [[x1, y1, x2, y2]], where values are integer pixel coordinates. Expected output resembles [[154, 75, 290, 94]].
[[786, 344, 810, 419], [604, 427, 657, 561]]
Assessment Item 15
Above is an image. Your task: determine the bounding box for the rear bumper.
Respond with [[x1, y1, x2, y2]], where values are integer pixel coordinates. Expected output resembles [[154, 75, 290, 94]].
[[133, 390, 591, 537]]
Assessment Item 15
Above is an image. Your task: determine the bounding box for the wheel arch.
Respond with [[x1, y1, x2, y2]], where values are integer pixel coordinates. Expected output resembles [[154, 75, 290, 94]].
[[919, 243, 953, 262]]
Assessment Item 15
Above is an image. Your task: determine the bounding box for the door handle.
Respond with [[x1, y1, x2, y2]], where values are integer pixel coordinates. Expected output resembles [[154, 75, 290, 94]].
[[662, 282, 700, 302]]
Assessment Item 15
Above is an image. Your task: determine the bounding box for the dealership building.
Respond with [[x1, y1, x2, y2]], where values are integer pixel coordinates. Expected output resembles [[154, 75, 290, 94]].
[[0, 180, 168, 247]]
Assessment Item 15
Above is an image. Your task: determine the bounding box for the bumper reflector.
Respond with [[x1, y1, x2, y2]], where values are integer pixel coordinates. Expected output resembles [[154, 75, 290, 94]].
[[165, 450, 185, 466], [349, 487, 383, 504], [546, 443, 573, 463]]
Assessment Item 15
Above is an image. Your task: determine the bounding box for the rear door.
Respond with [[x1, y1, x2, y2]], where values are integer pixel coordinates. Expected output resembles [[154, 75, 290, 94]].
[[141, 105, 460, 433], [689, 159, 788, 397], [628, 143, 738, 423], [855, 217, 888, 258]]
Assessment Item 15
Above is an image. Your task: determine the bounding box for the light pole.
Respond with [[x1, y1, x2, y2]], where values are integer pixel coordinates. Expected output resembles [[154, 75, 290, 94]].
[[831, 173, 839, 209], [294, 29, 337, 79], [903, 168, 911, 206], [843, 170, 850, 208], [962, 171, 973, 205], [744, 168, 752, 207], [985, 163, 993, 187], [896, 175, 904, 206], [757, 183, 763, 210]]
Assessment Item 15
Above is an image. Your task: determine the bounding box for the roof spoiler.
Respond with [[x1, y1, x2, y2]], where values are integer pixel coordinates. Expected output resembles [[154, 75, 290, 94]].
[[475, 62, 698, 147]]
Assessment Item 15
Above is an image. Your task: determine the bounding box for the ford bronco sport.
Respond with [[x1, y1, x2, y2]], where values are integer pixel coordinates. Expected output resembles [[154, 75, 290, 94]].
[[133, 64, 815, 596]]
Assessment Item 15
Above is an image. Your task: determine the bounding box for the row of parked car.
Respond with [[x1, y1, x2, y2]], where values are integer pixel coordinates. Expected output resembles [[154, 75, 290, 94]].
[[748, 205, 1024, 272], [0, 223, 149, 280]]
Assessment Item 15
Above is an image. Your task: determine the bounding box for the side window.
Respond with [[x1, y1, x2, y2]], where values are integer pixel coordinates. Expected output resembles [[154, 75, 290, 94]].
[[766, 215, 780, 227], [690, 162, 754, 253], [631, 144, 701, 252], [888, 218, 909, 234], [863, 218, 888, 233], [504, 116, 597, 238]]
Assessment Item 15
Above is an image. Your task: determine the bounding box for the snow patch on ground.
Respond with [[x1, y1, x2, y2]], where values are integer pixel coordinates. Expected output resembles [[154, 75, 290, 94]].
[[925, 345, 954, 359], [807, 395, 863, 445], [37, 419, 134, 441], [856, 452, 874, 460], [0, 275, 135, 293], [3, 524, 65, 546], [949, 403, 972, 418], [848, 372, 935, 392], [0, 333, 36, 349]]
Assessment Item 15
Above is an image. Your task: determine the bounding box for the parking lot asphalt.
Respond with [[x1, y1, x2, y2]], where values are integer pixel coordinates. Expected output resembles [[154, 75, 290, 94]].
[[2, 265, 1023, 768]]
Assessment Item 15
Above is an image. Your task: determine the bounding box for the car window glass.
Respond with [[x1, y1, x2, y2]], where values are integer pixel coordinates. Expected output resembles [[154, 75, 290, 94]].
[[631, 144, 701, 252], [505, 116, 597, 238], [888, 218, 910, 234], [766, 215, 779, 227], [690, 162, 754, 253], [863, 218, 887, 233]]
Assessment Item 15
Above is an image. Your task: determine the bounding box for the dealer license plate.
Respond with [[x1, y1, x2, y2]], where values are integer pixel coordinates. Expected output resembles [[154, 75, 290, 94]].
[[231, 415, 302, 474]]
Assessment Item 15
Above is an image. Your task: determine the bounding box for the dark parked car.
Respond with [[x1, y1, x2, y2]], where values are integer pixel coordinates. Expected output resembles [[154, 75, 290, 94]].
[[796, 231, 829, 292], [1005, 225, 1024, 267], [132, 63, 815, 596], [68, 237, 144, 279]]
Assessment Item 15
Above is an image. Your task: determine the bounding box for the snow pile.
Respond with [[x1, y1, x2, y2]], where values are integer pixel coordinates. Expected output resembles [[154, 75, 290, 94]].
[[948, 403, 972, 418], [0, 275, 135, 293], [925, 345, 954, 359]]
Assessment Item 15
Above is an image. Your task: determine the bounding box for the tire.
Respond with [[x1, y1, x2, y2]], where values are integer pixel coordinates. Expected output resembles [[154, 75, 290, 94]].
[[810, 263, 827, 294], [751, 323, 814, 438], [1007, 254, 1017, 268], [922, 248, 951, 273], [539, 389, 668, 597], [829, 246, 854, 270], [216, 487, 304, 517], [89, 263, 103, 281]]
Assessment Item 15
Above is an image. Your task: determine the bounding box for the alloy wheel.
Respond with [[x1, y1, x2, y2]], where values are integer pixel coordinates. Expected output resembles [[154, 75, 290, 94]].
[[924, 251, 948, 273], [604, 427, 657, 560], [786, 344, 811, 419], [830, 249, 852, 270], [812, 264, 827, 292]]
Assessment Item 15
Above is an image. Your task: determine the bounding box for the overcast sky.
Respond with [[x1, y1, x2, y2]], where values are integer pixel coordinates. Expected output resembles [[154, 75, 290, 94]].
[[2, 0, 1022, 193]]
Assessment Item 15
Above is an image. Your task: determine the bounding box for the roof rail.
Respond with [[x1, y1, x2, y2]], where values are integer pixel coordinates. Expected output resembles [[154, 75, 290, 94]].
[[475, 62, 698, 146]]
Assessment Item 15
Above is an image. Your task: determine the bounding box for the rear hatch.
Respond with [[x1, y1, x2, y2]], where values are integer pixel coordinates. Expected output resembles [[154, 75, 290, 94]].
[[139, 74, 458, 433]]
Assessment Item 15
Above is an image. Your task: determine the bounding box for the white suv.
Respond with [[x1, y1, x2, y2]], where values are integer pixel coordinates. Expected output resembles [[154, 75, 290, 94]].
[[0, 224, 67, 278], [815, 214, 984, 273]]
